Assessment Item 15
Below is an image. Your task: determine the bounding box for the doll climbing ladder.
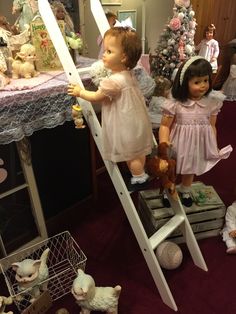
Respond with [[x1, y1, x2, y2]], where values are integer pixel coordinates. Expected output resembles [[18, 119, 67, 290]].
[[38, 0, 208, 311]]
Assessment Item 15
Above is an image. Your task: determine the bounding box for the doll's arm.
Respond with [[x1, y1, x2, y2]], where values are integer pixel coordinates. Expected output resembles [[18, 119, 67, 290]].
[[159, 115, 174, 143], [209, 114, 217, 138], [211, 41, 219, 60], [68, 84, 109, 103]]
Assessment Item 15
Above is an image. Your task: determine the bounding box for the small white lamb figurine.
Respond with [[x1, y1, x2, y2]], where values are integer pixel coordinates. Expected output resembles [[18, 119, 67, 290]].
[[0, 295, 13, 314], [11, 248, 50, 303], [9, 43, 39, 79], [71, 269, 121, 314]]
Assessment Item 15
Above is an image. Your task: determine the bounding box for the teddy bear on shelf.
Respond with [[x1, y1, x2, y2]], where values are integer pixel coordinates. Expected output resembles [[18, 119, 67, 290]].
[[0, 296, 13, 314], [147, 142, 177, 198], [9, 43, 39, 79], [71, 269, 121, 314], [72, 104, 85, 129]]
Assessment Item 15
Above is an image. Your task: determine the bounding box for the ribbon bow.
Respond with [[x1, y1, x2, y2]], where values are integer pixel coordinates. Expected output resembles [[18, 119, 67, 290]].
[[114, 17, 136, 31]]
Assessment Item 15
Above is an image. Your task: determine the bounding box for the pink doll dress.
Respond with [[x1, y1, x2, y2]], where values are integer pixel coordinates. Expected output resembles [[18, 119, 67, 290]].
[[99, 71, 153, 162], [161, 91, 232, 175]]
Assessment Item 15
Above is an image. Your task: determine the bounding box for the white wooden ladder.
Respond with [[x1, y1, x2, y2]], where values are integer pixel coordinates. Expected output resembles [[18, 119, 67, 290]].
[[38, 0, 208, 310]]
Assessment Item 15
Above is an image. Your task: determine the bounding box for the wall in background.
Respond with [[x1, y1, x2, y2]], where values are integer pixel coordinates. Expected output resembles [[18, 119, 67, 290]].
[[80, 0, 173, 58]]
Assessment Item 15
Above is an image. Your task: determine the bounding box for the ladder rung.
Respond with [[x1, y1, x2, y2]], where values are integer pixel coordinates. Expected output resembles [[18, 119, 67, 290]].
[[0, 183, 28, 199], [149, 214, 185, 250]]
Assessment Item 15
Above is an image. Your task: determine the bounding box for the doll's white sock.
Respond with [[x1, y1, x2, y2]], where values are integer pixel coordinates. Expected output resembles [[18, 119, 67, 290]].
[[131, 172, 149, 184], [179, 184, 191, 193]]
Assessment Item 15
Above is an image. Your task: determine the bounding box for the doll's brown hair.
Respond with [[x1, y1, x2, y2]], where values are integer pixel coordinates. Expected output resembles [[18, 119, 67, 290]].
[[204, 24, 216, 37], [104, 27, 142, 69], [154, 76, 172, 97]]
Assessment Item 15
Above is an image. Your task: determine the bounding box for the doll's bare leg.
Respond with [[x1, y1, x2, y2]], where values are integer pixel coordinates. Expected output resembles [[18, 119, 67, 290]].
[[126, 155, 146, 176], [179, 174, 194, 207]]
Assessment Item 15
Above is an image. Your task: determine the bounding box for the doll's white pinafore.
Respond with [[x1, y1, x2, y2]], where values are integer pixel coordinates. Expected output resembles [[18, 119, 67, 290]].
[[222, 64, 236, 101], [161, 91, 232, 175], [99, 71, 153, 162], [196, 39, 219, 72], [222, 201, 236, 249]]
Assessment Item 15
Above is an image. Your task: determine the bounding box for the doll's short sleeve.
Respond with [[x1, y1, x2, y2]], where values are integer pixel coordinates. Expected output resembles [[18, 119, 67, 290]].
[[99, 77, 121, 99], [160, 99, 177, 116], [208, 90, 226, 115]]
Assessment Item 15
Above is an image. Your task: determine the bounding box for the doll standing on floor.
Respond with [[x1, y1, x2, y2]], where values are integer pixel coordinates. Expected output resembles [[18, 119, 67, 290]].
[[195, 24, 219, 73], [222, 44, 236, 101], [222, 187, 236, 254], [68, 27, 153, 191], [159, 56, 232, 207]]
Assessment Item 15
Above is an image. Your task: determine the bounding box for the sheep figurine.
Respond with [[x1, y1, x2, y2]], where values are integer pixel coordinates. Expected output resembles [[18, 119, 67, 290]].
[[0, 296, 13, 314], [71, 269, 121, 314], [10, 43, 39, 79]]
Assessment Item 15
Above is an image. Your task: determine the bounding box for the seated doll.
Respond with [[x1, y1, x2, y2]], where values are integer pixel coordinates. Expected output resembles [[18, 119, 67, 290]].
[[222, 187, 236, 254], [147, 76, 172, 129], [51, 1, 74, 36]]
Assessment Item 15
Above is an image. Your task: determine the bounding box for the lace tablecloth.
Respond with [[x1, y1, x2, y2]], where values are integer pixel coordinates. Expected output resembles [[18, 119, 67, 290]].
[[0, 56, 96, 145]]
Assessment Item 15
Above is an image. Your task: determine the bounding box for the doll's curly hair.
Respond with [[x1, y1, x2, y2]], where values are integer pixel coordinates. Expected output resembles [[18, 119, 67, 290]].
[[204, 24, 216, 37], [154, 76, 172, 97], [104, 27, 142, 69]]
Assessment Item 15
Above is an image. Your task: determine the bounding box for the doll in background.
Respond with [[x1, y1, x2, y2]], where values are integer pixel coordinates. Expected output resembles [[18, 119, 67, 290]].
[[51, 1, 74, 36], [159, 56, 232, 207], [222, 187, 236, 254], [68, 27, 153, 191], [148, 76, 172, 130], [222, 43, 236, 101], [195, 24, 219, 73], [97, 11, 117, 59]]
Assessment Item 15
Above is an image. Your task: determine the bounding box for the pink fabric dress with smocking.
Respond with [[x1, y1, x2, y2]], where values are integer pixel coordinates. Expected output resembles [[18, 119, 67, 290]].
[[99, 71, 153, 163], [161, 92, 232, 175]]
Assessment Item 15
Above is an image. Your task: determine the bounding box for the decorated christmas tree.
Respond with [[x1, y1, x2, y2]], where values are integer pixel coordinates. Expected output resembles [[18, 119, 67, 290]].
[[151, 0, 197, 80]]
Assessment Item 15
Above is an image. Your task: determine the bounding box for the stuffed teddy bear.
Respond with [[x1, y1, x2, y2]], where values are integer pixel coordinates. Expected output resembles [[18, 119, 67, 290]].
[[147, 142, 177, 198]]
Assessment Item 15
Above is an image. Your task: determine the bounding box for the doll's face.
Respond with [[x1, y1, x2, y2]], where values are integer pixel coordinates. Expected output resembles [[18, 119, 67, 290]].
[[103, 35, 126, 72], [56, 7, 65, 20], [206, 31, 214, 40], [188, 75, 209, 100]]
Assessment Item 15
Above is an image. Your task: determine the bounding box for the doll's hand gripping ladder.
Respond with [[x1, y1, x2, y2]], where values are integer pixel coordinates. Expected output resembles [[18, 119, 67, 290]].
[[38, 0, 207, 311]]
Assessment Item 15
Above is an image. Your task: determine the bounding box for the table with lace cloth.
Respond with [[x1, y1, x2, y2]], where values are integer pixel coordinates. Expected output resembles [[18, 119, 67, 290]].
[[0, 56, 96, 145], [0, 56, 96, 256]]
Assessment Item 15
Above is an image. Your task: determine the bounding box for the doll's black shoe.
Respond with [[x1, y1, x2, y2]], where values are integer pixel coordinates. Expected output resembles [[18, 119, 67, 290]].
[[179, 192, 193, 207], [162, 192, 171, 208]]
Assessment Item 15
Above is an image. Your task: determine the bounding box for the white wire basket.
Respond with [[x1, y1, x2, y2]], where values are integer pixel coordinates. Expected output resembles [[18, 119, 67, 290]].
[[0, 231, 87, 313]]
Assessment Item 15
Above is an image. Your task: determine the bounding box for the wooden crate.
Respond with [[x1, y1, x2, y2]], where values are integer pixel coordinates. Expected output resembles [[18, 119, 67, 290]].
[[138, 182, 226, 243]]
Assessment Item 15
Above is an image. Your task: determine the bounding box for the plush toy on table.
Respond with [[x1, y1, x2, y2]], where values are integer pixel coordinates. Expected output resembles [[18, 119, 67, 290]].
[[195, 24, 219, 73], [0, 296, 13, 314], [11, 248, 50, 303], [9, 43, 39, 79], [71, 269, 121, 314]]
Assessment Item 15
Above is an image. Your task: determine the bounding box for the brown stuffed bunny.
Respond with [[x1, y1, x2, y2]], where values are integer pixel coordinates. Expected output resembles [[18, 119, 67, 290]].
[[147, 142, 177, 198]]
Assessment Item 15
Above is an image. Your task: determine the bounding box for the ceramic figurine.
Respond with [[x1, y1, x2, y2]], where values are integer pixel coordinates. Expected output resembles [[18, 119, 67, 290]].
[[72, 104, 85, 129], [9, 43, 39, 79], [12, 248, 50, 303], [0, 296, 13, 314], [71, 269, 121, 314]]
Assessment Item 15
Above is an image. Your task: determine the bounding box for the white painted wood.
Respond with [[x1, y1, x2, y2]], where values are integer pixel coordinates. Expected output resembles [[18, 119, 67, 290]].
[[38, 1, 207, 310]]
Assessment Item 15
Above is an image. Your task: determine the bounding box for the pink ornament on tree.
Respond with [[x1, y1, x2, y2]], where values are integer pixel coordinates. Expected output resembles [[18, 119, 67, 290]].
[[169, 17, 181, 31]]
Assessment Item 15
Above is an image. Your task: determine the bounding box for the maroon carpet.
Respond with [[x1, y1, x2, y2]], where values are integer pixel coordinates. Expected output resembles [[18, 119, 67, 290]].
[[1, 101, 235, 313]]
